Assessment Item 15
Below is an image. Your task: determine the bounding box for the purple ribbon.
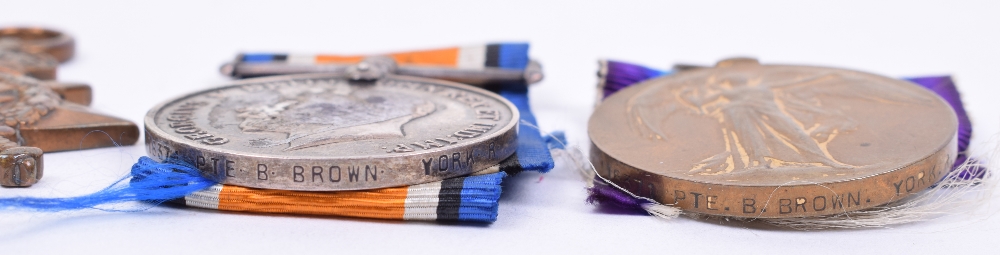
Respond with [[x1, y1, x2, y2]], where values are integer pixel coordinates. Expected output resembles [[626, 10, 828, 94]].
[[903, 76, 982, 179], [601, 60, 668, 99], [590, 60, 984, 213]]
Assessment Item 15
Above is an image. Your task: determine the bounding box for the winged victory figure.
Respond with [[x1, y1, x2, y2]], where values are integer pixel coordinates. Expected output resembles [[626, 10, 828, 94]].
[[626, 68, 934, 175]]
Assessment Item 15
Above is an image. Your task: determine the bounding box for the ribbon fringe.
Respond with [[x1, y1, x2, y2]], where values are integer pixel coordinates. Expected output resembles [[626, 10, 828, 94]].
[[569, 141, 999, 229], [758, 154, 995, 229], [0, 156, 214, 212]]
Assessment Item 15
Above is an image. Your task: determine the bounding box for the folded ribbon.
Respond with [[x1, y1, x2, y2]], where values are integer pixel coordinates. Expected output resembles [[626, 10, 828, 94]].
[[176, 157, 508, 222]]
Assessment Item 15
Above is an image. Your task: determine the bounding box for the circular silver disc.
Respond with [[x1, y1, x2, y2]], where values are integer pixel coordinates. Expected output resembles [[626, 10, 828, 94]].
[[145, 73, 519, 191]]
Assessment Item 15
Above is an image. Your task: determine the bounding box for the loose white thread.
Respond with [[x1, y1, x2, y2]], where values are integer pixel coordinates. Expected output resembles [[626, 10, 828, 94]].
[[521, 120, 681, 219], [537, 117, 999, 228]]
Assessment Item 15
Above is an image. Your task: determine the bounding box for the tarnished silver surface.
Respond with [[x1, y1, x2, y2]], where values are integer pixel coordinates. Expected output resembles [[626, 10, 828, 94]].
[[145, 73, 519, 191]]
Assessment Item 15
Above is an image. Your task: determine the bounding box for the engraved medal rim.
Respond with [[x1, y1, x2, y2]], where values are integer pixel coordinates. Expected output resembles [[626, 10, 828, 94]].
[[589, 63, 959, 187], [143, 73, 520, 191], [145, 73, 520, 161], [588, 138, 956, 218], [588, 62, 959, 217]]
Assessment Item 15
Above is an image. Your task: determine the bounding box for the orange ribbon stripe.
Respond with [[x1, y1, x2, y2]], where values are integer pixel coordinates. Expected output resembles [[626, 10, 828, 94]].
[[217, 185, 409, 220], [313, 47, 461, 67]]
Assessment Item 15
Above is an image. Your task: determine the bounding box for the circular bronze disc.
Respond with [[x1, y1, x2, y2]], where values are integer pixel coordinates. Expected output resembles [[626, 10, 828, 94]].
[[589, 59, 957, 218]]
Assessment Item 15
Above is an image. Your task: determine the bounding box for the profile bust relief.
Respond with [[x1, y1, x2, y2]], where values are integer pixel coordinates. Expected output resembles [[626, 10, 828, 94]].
[[209, 81, 436, 151]]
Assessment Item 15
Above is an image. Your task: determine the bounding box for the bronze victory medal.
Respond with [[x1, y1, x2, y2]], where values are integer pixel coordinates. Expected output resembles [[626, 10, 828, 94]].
[[145, 73, 518, 191], [589, 59, 957, 218]]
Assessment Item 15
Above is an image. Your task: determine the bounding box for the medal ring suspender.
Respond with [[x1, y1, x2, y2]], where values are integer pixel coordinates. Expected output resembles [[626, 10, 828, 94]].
[[0, 27, 75, 63]]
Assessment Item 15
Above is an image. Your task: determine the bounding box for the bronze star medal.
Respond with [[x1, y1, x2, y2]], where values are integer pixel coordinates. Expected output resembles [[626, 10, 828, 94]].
[[0, 27, 138, 187]]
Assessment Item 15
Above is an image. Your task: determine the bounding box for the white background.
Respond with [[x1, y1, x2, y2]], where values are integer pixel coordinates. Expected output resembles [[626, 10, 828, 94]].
[[1, 0, 999, 254]]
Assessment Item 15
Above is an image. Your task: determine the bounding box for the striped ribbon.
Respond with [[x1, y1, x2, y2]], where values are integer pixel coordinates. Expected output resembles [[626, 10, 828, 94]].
[[177, 160, 508, 222], [241, 43, 531, 70], [0, 43, 551, 223], [170, 44, 550, 222]]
